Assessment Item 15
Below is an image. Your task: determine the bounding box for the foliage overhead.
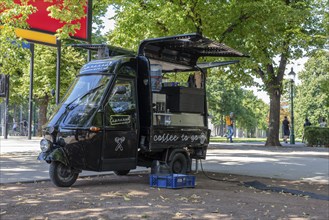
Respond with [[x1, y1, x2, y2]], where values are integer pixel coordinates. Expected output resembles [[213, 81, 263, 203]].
[[0, 0, 109, 100], [1, 0, 107, 134], [18, 45, 85, 100], [106, 0, 327, 145], [1, 0, 328, 141]]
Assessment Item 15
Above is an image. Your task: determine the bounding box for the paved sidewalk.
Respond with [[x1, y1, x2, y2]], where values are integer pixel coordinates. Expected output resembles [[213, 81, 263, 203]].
[[207, 142, 329, 183], [0, 136, 148, 183], [1, 136, 328, 184], [0, 136, 41, 153]]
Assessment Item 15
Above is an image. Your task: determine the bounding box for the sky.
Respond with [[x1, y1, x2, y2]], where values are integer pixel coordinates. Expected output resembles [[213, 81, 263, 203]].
[[100, 7, 115, 35], [100, 8, 307, 104]]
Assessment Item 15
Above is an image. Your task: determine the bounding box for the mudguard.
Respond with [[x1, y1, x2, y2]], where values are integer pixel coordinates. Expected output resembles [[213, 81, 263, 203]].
[[168, 149, 188, 162], [37, 148, 69, 167]]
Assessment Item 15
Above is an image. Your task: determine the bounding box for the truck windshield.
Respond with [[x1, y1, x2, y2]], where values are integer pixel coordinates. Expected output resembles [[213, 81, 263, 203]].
[[64, 75, 111, 105], [60, 74, 112, 127]]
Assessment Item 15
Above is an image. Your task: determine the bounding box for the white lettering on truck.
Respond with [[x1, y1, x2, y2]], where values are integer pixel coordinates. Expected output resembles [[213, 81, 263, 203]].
[[153, 132, 207, 144]]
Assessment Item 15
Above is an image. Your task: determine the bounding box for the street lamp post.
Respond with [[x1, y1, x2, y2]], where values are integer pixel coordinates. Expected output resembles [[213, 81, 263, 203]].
[[288, 68, 296, 144]]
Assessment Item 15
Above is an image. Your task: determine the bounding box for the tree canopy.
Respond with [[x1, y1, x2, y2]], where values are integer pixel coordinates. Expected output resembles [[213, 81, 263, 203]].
[[207, 69, 269, 137], [107, 0, 328, 145], [1, 0, 328, 142], [0, 0, 108, 134], [294, 50, 329, 136]]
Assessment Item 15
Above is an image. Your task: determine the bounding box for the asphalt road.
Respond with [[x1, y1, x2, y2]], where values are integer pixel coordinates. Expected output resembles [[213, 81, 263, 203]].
[[1, 136, 328, 184]]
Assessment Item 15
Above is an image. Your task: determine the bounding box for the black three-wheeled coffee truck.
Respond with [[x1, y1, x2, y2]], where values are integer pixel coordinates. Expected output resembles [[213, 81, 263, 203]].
[[38, 33, 245, 187]]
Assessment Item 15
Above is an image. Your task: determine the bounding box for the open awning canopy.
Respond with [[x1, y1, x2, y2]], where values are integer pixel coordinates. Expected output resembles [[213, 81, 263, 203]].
[[138, 33, 247, 72]]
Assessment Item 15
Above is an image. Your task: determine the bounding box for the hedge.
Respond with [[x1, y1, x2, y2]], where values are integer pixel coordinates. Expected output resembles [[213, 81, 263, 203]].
[[304, 126, 329, 147]]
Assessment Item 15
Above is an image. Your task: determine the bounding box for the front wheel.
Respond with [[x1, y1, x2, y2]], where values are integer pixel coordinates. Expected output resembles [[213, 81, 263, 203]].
[[49, 161, 79, 187], [114, 170, 130, 176]]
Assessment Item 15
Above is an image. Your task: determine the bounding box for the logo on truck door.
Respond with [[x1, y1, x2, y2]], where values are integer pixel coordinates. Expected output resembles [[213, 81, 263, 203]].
[[110, 115, 131, 125], [115, 137, 125, 151]]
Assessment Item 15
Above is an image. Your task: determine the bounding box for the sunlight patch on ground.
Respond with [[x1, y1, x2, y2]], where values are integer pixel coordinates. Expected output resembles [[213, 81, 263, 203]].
[[302, 176, 329, 184], [206, 156, 278, 164], [1, 168, 36, 171], [209, 149, 328, 157], [47, 208, 104, 216], [276, 162, 305, 166]]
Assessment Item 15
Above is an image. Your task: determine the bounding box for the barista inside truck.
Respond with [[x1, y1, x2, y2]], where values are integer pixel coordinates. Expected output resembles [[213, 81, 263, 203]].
[[187, 72, 202, 88]]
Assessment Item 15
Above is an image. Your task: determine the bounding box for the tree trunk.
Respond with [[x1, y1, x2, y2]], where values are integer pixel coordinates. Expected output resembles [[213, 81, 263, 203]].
[[265, 87, 282, 146], [220, 115, 224, 136], [258, 52, 287, 146], [37, 95, 49, 136]]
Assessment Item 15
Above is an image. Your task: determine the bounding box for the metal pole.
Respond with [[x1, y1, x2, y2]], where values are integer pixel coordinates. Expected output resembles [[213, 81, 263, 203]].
[[87, 8, 92, 63], [56, 39, 61, 105], [0, 103, 2, 136], [290, 79, 295, 144], [4, 75, 9, 139], [87, 49, 92, 62], [20, 105, 22, 133], [195, 159, 199, 173], [33, 101, 36, 136], [28, 43, 34, 140]]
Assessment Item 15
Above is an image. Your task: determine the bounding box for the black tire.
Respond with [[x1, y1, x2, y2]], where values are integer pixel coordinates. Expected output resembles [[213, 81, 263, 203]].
[[169, 152, 188, 174], [114, 170, 130, 176], [49, 161, 79, 187]]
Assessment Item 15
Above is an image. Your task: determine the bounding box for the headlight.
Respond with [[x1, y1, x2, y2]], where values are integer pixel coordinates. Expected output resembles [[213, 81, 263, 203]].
[[40, 139, 52, 152]]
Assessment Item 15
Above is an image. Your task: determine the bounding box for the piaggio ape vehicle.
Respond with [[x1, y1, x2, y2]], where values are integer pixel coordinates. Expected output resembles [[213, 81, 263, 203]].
[[38, 33, 245, 187]]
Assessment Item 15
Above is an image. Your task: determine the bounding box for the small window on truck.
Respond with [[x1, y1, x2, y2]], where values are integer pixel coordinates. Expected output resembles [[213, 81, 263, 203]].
[[105, 78, 136, 128]]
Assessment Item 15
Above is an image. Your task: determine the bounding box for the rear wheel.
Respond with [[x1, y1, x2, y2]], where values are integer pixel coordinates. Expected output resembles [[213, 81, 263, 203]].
[[169, 152, 188, 174], [49, 161, 79, 187], [114, 170, 130, 176]]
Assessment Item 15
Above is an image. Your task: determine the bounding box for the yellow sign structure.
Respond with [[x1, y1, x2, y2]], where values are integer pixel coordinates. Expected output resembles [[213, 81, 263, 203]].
[[0, 26, 57, 46], [14, 28, 57, 46]]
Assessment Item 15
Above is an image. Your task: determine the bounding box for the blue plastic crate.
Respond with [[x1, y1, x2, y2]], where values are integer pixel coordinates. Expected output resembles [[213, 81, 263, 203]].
[[149, 174, 196, 189]]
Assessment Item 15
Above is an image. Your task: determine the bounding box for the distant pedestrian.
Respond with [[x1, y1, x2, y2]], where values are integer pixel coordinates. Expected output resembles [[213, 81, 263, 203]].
[[304, 118, 312, 127], [225, 112, 234, 143], [282, 116, 290, 143], [21, 119, 28, 136], [319, 118, 327, 127], [12, 121, 17, 132], [302, 118, 312, 143]]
